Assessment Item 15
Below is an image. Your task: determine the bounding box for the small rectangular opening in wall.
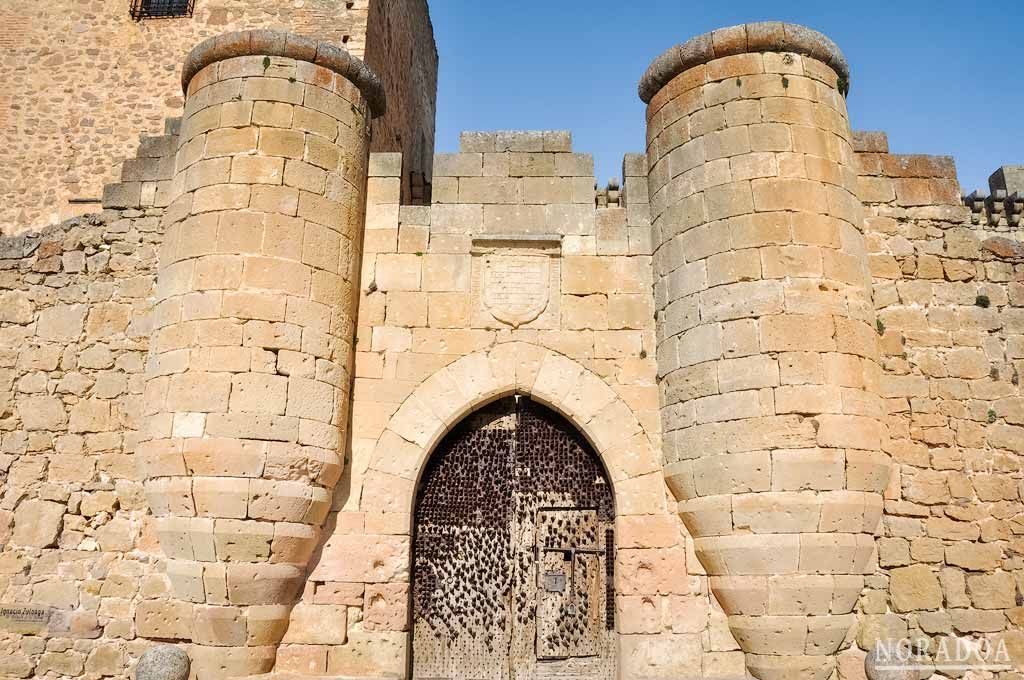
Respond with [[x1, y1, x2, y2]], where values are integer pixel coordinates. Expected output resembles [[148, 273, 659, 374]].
[[130, 0, 195, 20]]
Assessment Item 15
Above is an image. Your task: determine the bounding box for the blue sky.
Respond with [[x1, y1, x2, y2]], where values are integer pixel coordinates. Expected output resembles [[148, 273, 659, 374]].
[[429, 1, 1024, 193]]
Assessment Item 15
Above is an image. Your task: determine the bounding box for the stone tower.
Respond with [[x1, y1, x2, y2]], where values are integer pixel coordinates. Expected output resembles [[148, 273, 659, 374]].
[[641, 23, 891, 679], [138, 30, 382, 678]]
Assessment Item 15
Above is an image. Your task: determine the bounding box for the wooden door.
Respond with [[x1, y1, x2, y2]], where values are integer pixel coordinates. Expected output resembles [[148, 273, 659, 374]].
[[412, 397, 615, 680], [535, 509, 604, 660], [411, 403, 515, 680]]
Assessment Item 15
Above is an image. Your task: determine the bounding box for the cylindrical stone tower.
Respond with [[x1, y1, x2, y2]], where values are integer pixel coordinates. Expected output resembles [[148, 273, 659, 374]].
[[641, 23, 890, 680], [138, 30, 384, 678]]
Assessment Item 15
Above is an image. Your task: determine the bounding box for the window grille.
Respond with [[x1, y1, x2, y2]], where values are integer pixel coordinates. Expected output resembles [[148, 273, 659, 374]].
[[130, 0, 195, 20]]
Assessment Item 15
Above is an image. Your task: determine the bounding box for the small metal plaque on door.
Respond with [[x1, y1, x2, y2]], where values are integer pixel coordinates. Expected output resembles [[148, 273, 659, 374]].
[[543, 572, 566, 593]]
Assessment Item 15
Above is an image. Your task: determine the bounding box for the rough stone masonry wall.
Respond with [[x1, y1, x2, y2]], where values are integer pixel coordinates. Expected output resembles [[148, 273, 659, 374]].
[[0, 209, 164, 680], [843, 133, 1024, 676], [0, 0, 437, 234]]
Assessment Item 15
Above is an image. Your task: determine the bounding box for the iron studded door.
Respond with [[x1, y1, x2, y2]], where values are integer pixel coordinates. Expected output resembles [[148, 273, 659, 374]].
[[412, 397, 616, 680], [534, 509, 605, 660], [412, 402, 515, 680]]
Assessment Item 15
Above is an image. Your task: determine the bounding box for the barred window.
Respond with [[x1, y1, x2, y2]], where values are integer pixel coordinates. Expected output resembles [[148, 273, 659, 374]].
[[130, 0, 195, 20]]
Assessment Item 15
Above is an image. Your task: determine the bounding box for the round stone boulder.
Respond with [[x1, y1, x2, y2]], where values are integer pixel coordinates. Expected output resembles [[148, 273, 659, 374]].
[[136, 645, 189, 680]]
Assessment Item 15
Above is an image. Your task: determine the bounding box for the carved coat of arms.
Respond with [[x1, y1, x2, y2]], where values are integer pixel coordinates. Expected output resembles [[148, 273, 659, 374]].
[[481, 254, 550, 328], [470, 236, 561, 330]]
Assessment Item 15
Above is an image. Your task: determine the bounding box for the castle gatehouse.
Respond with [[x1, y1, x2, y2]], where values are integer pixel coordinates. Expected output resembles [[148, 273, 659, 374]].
[[0, 6, 1022, 680]]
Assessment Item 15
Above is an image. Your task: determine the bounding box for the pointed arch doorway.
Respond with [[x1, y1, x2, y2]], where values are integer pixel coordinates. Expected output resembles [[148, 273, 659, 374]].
[[411, 395, 617, 680]]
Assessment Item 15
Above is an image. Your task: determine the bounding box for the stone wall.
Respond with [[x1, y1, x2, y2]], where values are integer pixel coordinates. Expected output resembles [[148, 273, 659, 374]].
[[0, 0, 436, 234], [364, 0, 438, 205], [0, 209, 163, 679], [844, 133, 1024, 675]]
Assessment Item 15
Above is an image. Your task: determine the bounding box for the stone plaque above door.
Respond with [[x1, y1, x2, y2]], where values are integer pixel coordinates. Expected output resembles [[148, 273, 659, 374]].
[[471, 235, 562, 329]]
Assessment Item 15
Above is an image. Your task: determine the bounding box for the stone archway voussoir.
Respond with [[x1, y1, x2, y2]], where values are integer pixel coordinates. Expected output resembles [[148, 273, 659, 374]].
[[363, 344, 658, 519]]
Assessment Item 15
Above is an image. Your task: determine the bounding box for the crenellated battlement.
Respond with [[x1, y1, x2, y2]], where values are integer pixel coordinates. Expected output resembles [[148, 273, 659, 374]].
[[963, 166, 1024, 235]]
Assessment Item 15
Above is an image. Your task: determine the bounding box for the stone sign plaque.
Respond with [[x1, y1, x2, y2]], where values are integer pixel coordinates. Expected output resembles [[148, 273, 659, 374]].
[[471, 235, 561, 330], [0, 606, 51, 634]]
